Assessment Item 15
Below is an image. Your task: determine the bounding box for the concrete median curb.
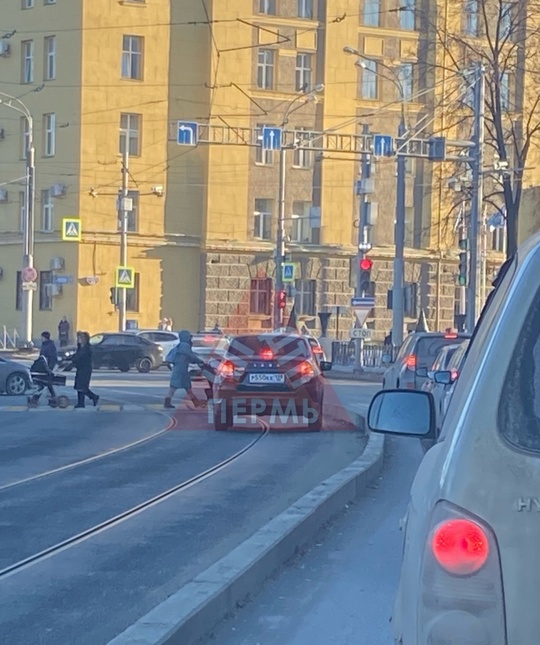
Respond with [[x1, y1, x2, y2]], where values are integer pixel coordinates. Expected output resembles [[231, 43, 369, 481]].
[[329, 369, 383, 384], [107, 410, 385, 645]]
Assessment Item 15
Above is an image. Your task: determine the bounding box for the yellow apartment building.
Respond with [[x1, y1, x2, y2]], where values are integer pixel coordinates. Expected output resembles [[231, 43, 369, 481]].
[[0, 0, 516, 343]]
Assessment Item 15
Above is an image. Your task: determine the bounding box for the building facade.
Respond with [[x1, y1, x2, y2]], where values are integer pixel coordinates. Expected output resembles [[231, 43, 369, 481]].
[[0, 0, 509, 343]]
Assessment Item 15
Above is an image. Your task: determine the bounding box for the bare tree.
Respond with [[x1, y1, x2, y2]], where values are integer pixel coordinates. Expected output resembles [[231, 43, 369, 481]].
[[418, 0, 540, 257]]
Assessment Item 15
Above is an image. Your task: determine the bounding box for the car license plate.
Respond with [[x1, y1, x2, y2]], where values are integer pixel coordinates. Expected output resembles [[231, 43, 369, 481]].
[[248, 373, 285, 384]]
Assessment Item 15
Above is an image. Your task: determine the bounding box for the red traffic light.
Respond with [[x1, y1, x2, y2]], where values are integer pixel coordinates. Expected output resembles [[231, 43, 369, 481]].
[[360, 258, 373, 271], [277, 290, 287, 309]]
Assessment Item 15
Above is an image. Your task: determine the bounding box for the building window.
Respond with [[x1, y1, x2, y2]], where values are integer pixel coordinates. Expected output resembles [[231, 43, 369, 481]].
[[298, 0, 313, 19], [19, 191, 26, 232], [361, 60, 378, 99], [254, 198, 273, 240], [256, 123, 274, 164], [295, 279, 316, 315], [500, 72, 510, 110], [39, 271, 53, 311], [126, 273, 140, 312], [464, 0, 478, 36], [16, 272, 23, 311], [23, 0, 35, 9], [43, 113, 56, 156], [119, 113, 141, 156], [291, 201, 313, 243], [400, 0, 415, 30], [22, 40, 34, 84], [44, 36, 56, 80], [122, 35, 143, 80], [21, 117, 30, 160], [44, 0, 57, 4], [501, 2, 512, 38], [250, 278, 272, 315], [41, 189, 53, 232], [127, 190, 139, 232], [398, 63, 414, 101], [491, 225, 506, 252], [257, 49, 275, 90], [292, 128, 312, 168], [364, 0, 380, 27], [259, 0, 276, 14], [404, 283, 418, 318], [296, 53, 312, 91]]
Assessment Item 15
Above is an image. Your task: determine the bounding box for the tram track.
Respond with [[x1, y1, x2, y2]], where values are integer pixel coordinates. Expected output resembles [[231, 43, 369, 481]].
[[0, 419, 269, 580]]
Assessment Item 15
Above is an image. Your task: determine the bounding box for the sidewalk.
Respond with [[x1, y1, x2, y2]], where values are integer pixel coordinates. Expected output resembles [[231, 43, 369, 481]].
[[329, 364, 384, 383]]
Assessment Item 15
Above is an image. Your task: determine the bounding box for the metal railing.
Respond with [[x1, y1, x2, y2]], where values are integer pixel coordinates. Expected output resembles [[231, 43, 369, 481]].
[[0, 327, 20, 350], [331, 341, 401, 367]]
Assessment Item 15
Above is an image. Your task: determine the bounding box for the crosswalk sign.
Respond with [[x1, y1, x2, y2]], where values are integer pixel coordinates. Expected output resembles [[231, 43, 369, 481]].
[[62, 218, 82, 242], [282, 263, 296, 283], [115, 266, 135, 289]]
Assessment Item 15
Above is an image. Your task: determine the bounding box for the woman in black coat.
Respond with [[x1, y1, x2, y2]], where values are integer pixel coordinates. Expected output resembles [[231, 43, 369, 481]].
[[72, 331, 99, 408]]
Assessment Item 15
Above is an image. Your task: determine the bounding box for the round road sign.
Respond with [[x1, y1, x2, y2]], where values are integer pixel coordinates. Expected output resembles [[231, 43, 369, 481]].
[[22, 266, 38, 283]]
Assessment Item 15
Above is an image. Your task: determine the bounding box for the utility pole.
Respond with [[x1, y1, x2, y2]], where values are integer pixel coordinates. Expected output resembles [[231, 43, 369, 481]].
[[466, 63, 485, 333], [118, 148, 129, 332], [392, 117, 407, 346], [355, 124, 372, 372], [274, 145, 287, 330], [22, 115, 36, 346]]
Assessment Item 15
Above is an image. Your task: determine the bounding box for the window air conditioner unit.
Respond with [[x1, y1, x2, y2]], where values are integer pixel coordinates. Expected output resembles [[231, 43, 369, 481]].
[[0, 40, 11, 57], [51, 184, 66, 198], [45, 283, 63, 297], [50, 257, 65, 270], [0, 189, 8, 203]]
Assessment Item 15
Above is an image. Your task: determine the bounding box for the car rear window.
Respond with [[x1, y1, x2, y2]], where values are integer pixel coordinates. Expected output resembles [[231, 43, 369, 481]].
[[416, 337, 466, 369], [227, 335, 311, 359]]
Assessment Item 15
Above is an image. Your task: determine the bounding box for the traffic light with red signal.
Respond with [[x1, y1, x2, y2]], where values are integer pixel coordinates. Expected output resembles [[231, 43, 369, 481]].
[[277, 290, 287, 309], [359, 257, 373, 295]]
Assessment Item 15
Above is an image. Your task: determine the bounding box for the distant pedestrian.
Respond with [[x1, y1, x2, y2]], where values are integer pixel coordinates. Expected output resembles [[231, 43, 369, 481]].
[[164, 330, 206, 409], [71, 331, 99, 408], [165, 318, 173, 332], [39, 331, 58, 370], [58, 316, 70, 347]]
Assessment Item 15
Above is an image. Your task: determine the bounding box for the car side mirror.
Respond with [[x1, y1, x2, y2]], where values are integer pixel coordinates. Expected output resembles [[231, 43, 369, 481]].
[[416, 367, 428, 378], [434, 370, 453, 385], [320, 361, 332, 372], [368, 390, 436, 438]]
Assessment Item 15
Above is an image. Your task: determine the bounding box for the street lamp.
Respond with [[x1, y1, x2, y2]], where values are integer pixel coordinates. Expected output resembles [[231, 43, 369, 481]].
[[343, 47, 408, 346], [274, 83, 324, 329], [0, 92, 36, 346]]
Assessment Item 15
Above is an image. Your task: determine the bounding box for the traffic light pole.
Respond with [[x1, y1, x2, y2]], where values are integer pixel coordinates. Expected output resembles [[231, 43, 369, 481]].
[[274, 145, 287, 330], [355, 124, 371, 373], [466, 64, 485, 333], [392, 118, 407, 347], [119, 148, 129, 332]]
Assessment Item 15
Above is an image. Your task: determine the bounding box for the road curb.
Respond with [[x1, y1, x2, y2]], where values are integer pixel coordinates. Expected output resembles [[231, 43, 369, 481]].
[[329, 370, 383, 383], [107, 412, 385, 645]]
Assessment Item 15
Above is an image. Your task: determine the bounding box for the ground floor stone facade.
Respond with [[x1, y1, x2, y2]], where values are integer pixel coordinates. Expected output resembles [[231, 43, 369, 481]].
[[198, 248, 504, 341]]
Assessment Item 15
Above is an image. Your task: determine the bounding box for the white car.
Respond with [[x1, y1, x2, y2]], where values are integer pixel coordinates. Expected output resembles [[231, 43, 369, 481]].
[[367, 234, 540, 644], [129, 330, 179, 364]]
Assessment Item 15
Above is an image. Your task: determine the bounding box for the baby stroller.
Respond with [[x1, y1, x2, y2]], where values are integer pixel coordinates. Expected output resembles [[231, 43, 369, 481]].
[[27, 356, 70, 409]]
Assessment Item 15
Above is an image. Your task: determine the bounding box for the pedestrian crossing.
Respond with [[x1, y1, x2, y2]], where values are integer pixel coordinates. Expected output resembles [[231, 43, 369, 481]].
[[0, 403, 170, 413]]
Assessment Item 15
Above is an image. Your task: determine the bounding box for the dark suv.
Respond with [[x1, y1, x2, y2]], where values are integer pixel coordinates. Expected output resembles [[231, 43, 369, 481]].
[[59, 333, 163, 373]]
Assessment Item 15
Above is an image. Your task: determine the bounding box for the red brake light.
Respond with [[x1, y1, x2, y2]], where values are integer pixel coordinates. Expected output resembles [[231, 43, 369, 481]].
[[405, 355, 417, 369], [298, 361, 315, 377], [432, 519, 489, 575], [451, 369, 459, 380], [260, 349, 274, 360], [218, 360, 235, 377], [312, 347, 323, 354], [444, 333, 458, 339]]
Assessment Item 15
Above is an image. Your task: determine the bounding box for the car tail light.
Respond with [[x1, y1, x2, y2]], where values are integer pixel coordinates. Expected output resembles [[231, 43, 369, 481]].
[[418, 501, 506, 644], [312, 347, 323, 354], [217, 360, 236, 378], [298, 361, 315, 377], [444, 333, 458, 339], [259, 349, 274, 360], [451, 369, 459, 381], [405, 354, 417, 370]]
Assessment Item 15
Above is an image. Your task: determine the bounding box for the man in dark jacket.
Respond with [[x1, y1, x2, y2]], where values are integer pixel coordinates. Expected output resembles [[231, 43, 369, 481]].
[[40, 331, 58, 370], [72, 331, 99, 408]]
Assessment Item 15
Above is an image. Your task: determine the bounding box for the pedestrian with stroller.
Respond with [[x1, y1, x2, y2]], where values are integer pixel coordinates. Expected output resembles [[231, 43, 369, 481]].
[[71, 331, 99, 408], [164, 330, 206, 409]]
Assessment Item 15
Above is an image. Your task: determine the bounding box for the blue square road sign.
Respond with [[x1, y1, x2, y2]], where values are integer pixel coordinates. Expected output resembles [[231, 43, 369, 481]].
[[262, 126, 282, 151], [177, 121, 199, 146], [373, 134, 394, 157]]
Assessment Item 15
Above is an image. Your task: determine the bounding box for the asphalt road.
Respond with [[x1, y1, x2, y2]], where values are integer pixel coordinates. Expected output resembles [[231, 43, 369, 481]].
[[0, 371, 380, 645], [205, 436, 425, 645]]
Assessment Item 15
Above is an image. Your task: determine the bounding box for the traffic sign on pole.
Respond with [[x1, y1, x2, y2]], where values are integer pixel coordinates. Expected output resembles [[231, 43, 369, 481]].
[[177, 121, 199, 146], [282, 262, 296, 283], [351, 296, 375, 308], [351, 327, 372, 340], [262, 127, 282, 151], [62, 218, 82, 241], [115, 266, 135, 289], [373, 134, 394, 157], [22, 266, 37, 283]]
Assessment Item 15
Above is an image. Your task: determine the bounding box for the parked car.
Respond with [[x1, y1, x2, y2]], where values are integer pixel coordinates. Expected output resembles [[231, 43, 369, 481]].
[[382, 331, 471, 391], [188, 333, 230, 379], [211, 332, 332, 431], [366, 238, 540, 644], [128, 330, 179, 364], [58, 333, 163, 373], [0, 357, 31, 395]]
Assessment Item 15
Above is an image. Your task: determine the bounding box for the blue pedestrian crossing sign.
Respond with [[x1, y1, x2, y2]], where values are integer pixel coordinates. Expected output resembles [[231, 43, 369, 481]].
[[62, 218, 82, 242], [115, 266, 135, 289], [177, 121, 199, 146], [282, 263, 296, 283], [373, 134, 394, 157], [262, 126, 282, 151]]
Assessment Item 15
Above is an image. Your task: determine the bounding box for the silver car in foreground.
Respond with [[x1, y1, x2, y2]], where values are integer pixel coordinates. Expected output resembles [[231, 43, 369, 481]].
[[0, 357, 31, 395], [367, 233, 540, 644]]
